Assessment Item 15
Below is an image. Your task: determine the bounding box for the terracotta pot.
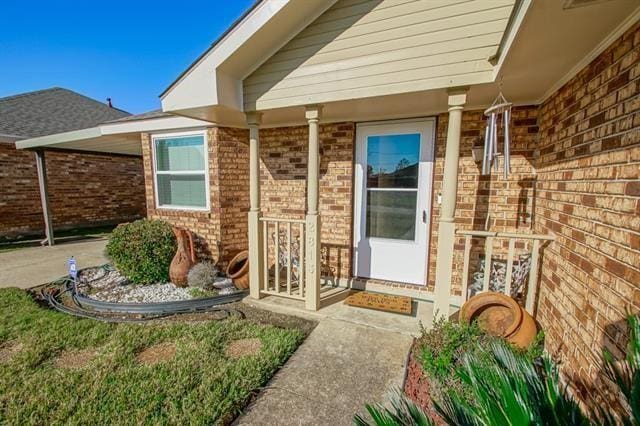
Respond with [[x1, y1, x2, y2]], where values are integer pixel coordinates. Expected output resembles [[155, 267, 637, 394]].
[[460, 292, 537, 349], [169, 227, 197, 288], [227, 250, 249, 289]]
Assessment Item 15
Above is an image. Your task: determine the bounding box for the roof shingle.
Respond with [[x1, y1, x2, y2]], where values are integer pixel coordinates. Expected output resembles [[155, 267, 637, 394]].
[[0, 87, 130, 138]]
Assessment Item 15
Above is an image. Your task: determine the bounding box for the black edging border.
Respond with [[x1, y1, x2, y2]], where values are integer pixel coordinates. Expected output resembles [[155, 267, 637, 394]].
[[42, 264, 247, 321]]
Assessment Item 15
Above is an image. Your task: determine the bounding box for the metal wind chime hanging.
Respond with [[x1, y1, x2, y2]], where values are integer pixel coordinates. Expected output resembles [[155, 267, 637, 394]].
[[482, 92, 513, 179]]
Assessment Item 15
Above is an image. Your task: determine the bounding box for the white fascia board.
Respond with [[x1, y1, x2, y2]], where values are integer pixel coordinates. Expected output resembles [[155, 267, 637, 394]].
[[161, 0, 291, 113], [15, 127, 103, 150], [100, 116, 213, 135], [491, 0, 533, 80], [14, 116, 213, 151]]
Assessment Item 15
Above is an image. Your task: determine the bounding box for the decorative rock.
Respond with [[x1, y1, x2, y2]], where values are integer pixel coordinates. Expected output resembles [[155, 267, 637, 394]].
[[212, 277, 234, 289]]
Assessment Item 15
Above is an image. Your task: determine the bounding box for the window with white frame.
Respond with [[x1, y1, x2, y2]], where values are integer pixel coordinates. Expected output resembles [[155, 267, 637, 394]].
[[152, 131, 208, 210]]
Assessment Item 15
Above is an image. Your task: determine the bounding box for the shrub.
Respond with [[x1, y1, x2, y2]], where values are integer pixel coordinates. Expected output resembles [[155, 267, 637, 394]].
[[106, 219, 176, 284], [187, 261, 219, 289], [417, 318, 543, 402], [358, 315, 640, 425]]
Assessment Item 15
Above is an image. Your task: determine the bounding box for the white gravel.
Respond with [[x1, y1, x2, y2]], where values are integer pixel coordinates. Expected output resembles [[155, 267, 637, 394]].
[[76, 266, 238, 304]]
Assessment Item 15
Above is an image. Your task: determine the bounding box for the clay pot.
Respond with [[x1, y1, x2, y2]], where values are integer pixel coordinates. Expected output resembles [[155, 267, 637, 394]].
[[227, 250, 249, 289], [459, 291, 537, 349], [169, 227, 197, 288]]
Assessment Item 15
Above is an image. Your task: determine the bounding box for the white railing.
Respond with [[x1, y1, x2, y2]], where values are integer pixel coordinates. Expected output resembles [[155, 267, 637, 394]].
[[260, 217, 306, 301], [457, 230, 555, 313]]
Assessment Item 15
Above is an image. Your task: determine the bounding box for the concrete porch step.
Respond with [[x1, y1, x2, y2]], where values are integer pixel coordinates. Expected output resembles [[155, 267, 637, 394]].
[[243, 289, 435, 336]]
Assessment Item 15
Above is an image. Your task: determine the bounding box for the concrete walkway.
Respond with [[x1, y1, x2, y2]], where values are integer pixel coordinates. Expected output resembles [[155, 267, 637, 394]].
[[237, 317, 413, 425], [0, 239, 108, 288]]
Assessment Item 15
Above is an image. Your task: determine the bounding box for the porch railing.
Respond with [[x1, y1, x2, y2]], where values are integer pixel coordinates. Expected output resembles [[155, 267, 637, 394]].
[[259, 217, 305, 301], [457, 230, 555, 313]]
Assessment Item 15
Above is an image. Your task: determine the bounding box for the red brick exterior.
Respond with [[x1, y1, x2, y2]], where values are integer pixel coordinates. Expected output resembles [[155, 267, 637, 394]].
[[135, 20, 639, 415], [427, 107, 540, 293], [141, 124, 354, 277], [0, 143, 145, 239], [534, 22, 640, 408], [259, 123, 355, 282]]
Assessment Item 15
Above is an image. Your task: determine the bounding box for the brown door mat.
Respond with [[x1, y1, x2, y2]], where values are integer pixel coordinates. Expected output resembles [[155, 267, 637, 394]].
[[344, 291, 412, 315]]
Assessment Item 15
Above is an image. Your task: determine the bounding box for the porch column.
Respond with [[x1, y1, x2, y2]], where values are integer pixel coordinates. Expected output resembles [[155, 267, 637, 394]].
[[35, 150, 54, 246], [246, 112, 264, 300], [433, 88, 467, 319], [305, 105, 322, 311]]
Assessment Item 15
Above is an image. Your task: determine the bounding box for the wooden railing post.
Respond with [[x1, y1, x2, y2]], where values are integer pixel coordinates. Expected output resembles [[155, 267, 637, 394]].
[[525, 239, 541, 313], [246, 112, 263, 300], [433, 88, 468, 319], [305, 105, 322, 311]]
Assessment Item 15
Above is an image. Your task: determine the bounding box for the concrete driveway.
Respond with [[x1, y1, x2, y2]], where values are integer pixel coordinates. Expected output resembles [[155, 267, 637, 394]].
[[0, 239, 109, 289]]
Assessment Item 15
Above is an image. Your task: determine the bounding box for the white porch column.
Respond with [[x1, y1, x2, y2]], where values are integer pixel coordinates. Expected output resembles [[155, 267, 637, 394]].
[[305, 105, 322, 311], [35, 150, 54, 246], [246, 112, 264, 300], [433, 88, 467, 319]]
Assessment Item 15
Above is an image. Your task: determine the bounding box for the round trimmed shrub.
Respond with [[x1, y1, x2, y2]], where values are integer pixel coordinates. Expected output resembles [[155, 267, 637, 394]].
[[106, 219, 177, 284]]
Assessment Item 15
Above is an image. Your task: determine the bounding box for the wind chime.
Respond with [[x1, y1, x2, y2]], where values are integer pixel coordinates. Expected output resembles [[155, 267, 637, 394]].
[[482, 92, 513, 179]]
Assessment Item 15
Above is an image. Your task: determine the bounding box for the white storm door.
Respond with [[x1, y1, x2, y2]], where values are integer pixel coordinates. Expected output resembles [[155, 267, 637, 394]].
[[353, 119, 435, 285]]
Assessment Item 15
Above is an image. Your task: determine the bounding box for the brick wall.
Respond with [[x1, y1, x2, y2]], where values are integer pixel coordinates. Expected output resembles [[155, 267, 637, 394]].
[[142, 129, 221, 263], [141, 124, 354, 278], [427, 107, 540, 293], [259, 123, 355, 282], [0, 143, 146, 239], [534, 22, 640, 408]]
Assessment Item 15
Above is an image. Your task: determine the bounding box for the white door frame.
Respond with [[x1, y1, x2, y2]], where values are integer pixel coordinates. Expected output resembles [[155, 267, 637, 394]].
[[352, 117, 436, 285]]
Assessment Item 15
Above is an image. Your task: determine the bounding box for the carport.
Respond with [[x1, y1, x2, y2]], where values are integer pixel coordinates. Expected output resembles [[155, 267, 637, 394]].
[[14, 111, 210, 245]]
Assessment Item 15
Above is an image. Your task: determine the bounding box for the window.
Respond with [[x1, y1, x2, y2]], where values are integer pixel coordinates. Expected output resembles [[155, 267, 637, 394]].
[[152, 131, 209, 210]]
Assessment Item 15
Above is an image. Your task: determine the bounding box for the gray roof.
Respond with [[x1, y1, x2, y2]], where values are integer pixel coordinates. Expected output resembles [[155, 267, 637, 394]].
[[0, 87, 130, 138], [104, 109, 170, 123]]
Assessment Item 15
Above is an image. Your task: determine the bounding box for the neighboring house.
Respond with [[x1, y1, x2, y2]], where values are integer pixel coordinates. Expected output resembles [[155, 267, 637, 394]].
[[0, 88, 146, 241], [16, 0, 640, 408]]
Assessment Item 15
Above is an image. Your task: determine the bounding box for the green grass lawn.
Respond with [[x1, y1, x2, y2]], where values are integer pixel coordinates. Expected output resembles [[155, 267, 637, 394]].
[[0, 288, 305, 424]]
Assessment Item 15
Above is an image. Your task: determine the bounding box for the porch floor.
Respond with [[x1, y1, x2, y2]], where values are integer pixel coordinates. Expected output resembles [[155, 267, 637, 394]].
[[243, 286, 436, 336]]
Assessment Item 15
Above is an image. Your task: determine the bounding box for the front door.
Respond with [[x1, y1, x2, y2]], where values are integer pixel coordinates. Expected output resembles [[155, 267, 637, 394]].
[[353, 119, 435, 285]]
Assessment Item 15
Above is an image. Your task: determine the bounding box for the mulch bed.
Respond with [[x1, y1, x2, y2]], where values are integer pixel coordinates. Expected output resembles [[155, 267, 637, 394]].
[[403, 340, 445, 425]]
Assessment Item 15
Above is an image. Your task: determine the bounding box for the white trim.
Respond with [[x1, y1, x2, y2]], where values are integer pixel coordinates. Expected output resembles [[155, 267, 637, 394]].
[[15, 127, 103, 150], [101, 116, 214, 135], [14, 115, 214, 153], [538, 5, 640, 104], [151, 129, 210, 212]]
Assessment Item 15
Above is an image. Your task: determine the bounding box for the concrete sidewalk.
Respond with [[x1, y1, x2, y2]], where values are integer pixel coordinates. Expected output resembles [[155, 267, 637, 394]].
[[0, 239, 108, 288], [237, 317, 413, 425]]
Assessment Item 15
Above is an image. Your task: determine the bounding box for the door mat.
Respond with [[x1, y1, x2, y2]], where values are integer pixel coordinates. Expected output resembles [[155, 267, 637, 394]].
[[344, 291, 412, 315]]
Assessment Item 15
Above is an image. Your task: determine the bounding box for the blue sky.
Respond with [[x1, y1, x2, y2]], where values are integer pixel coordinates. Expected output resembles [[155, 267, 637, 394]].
[[0, 0, 255, 114]]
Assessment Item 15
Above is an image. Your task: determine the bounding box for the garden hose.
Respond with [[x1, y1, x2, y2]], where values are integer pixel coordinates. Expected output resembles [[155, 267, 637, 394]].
[[40, 265, 247, 323]]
